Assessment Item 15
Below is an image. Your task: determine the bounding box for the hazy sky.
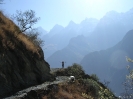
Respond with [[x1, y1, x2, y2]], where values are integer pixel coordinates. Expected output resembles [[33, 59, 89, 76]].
[[1, 0, 133, 31]]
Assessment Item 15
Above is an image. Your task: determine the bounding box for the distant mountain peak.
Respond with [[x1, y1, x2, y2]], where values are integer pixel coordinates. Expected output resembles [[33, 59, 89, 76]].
[[53, 24, 64, 29], [49, 24, 64, 32], [67, 20, 77, 27], [36, 26, 48, 36], [80, 18, 99, 25], [104, 10, 121, 19], [105, 10, 119, 15]]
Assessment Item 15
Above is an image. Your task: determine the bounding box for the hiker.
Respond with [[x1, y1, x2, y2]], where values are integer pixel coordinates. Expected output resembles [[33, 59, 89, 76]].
[[62, 61, 64, 68]]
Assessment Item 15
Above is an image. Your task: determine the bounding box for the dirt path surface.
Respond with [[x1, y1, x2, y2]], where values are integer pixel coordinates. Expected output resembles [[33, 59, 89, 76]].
[[4, 76, 69, 99]]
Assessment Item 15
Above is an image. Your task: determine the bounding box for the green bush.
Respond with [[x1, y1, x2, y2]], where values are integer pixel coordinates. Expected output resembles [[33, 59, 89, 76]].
[[90, 74, 99, 82], [82, 79, 99, 97], [53, 63, 85, 79], [66, 63, 85, 79], [120, 57, 133, 98]]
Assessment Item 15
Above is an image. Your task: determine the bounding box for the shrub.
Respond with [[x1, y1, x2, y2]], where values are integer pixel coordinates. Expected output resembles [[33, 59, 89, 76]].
[[82, 79, 99, 97], [25, 29, 44, 47], [66, 63, 85, 79], [90, 74, 99, 82], [120, 57, 133, 98]]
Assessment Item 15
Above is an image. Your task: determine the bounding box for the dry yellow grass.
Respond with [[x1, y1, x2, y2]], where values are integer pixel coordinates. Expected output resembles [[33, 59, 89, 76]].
[[0, 11, 41, 57], [42, 81, 90, 99]]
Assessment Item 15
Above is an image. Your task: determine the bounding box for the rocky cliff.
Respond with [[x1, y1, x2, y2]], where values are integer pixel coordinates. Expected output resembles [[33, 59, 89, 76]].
[[0, 11, 53, 98]]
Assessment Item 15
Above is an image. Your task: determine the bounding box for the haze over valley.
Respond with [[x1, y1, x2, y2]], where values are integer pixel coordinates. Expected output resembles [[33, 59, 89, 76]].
[[1, 0, 133, 98], [37, 8, 133, 95]]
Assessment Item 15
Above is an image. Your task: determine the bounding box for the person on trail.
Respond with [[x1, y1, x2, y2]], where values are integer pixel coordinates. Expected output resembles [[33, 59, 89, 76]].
[[61, 61, 66, 68], [62, 61, 64, 68]]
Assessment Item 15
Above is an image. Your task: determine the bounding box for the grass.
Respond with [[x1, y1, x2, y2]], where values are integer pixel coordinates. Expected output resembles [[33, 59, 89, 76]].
[[0, 10, 41, 57], [42, 80, 88, 99], [47, 64, 119, 99], [41, 79, 118, 99]]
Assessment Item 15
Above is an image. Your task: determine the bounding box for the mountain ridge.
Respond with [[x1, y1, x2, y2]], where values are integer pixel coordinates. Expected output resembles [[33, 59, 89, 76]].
[[81, 29, 133, 95], [46, 8, 133, 68]]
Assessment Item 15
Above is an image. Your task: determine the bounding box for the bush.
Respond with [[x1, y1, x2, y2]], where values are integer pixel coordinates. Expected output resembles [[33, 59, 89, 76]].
[[90, 74, 99, 82], [66, 63, 85, 79], [26, 29, 44, 47], [120, 57, 133, 98], [52, 63, 85, 79], [82, 79, 99, 97]]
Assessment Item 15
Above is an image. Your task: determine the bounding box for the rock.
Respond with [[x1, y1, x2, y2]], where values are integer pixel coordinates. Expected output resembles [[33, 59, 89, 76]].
[[0, 11, 53, 98]]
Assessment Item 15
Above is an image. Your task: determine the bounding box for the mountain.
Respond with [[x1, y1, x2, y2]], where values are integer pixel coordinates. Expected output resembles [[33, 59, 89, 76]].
[[36, 26, 48, 35], [87, 9, 133, 51], [79, 18, 99, 36], [81, 30, 133, 95], [0, 11, 53, 98], [34, 27, 48, 41], [47, 35, 94, 68], [46, 8, 133, 69], [43, 24, 64, 39], [42, 19, 98, 58], [41, 24, 64, 58]]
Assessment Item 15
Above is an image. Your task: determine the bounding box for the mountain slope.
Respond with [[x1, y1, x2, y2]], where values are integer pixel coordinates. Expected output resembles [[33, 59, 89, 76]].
[[46, 8, 133, 69], [87, 9, 133, 51], [47, 35, 93, 68], [42, 18, 98, 58], [5, 65, 118, 99], [0, 11, 53, 98], [81, 30, 133, 95]]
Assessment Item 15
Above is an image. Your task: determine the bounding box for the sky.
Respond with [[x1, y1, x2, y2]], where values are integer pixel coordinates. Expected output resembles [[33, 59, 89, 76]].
[[1, 0, 133, 32]]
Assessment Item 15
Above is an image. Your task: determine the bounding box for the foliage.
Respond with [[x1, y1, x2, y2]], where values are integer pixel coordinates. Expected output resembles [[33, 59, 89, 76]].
[[11, 10, 44, 47], [52, 63, 85, 79], [66, 63, 85, 79], [82, 92, 93, 99], [51, 63, 118, 98], [90, 74, 99, 82], [120, 57, 133, 99], [25, 29, 44, 47], [82, 78, 117, 99], [82, 79, 99, 97], [12, 10, 40, 32]]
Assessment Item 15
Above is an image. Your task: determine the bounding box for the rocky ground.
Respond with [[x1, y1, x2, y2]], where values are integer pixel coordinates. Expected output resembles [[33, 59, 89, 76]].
[[3, 67, 119, 99], [4, 68, 69, 99]]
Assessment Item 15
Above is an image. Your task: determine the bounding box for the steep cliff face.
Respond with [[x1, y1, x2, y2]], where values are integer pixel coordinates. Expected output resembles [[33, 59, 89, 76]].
[[0, 11, 52, 98]]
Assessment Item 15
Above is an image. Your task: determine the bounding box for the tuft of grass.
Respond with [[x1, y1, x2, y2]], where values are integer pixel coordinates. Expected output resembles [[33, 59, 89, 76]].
[[41, 79, 118, 99], [0, 11, 41, 58]]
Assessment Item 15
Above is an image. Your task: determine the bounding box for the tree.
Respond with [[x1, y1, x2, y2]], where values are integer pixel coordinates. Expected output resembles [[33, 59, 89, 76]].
[[12, 10, 40, 32], [12, 10, 44, 47], [120, 57, 133, 99], [26, 29, 44, 47]]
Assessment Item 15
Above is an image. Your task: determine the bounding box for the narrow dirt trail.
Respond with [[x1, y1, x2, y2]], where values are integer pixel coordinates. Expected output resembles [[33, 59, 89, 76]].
[[4, 68, 69, 99]]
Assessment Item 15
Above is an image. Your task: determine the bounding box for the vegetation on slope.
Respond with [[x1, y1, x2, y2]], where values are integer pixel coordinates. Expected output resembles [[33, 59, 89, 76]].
[[0, 9, 120, 99], [0, 10, 53, 98], [45, 64, 118, 99], [119, 57, 133, 98]]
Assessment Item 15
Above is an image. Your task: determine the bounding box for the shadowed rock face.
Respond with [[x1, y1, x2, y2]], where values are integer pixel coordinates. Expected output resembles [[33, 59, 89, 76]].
[[0, 11, 53, 98]]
